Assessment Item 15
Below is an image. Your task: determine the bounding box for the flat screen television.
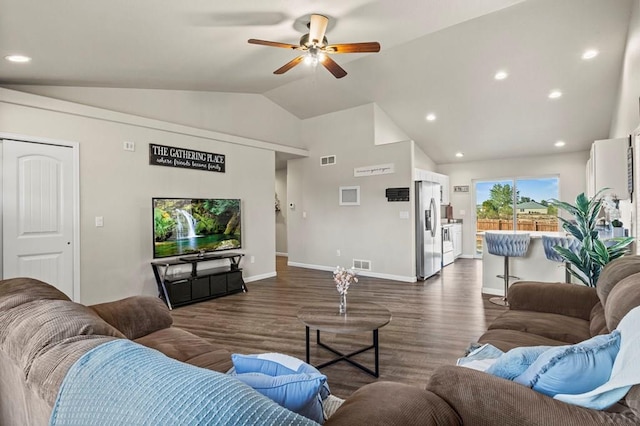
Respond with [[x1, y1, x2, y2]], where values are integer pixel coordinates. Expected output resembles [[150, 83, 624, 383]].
[[152, 198, 241, 259]]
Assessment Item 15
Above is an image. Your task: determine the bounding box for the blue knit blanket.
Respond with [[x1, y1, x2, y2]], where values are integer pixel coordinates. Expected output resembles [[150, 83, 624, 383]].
[[49, 340, 317, 426]]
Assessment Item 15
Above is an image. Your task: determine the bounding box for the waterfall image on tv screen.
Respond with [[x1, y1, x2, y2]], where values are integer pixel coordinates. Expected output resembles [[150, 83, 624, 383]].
[[153, 198, 241, 258]]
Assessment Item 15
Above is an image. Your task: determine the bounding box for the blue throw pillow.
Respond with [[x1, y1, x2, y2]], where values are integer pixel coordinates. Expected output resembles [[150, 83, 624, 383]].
[[486, 345, 553, 380], [233, 372, 327, 424], [231, 353, 331, 400], [514, 330, 621, 397]]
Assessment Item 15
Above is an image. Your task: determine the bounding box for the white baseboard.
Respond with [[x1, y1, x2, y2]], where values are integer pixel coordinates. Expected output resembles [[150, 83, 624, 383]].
[[276, 252, 288, 257], [244, 271, 277, 283], [287, 261, 417, 283], [458, 254, 476, 259], [482, 287, 504, 296]]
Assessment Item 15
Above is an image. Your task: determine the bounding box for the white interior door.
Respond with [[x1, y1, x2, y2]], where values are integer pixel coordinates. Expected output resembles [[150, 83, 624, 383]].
[[2, 139, 74, 297]]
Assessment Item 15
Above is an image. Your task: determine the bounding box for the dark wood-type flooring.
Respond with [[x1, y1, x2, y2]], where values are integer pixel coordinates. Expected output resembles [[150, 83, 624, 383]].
[[171, 256, 505, 398]]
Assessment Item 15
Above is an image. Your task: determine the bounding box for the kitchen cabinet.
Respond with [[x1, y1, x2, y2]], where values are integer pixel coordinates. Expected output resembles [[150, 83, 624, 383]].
[[452, 224, 462, 258], [587, 137, 629, 199], [414, 169, 450, 204]]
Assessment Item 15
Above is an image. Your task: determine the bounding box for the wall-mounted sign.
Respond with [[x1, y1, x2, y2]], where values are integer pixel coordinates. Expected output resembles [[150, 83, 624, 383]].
[[354, 163, 395, 177], [149, 143, 225, 173], [453, 185, 469, 193]]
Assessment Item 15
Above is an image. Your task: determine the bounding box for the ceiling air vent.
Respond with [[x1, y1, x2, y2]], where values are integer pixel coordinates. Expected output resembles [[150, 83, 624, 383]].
[[353, 259, 371, 271], [320, 155, 336, 166]]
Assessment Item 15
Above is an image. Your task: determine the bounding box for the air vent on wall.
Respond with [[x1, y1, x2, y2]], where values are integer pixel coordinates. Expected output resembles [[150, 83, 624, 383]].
[[320, 155, 336, 166], [353, 259, 371, 271]]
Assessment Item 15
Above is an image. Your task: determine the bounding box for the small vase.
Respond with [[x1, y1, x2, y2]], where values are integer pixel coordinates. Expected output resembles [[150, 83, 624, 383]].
[[339, 292, 347, 314]]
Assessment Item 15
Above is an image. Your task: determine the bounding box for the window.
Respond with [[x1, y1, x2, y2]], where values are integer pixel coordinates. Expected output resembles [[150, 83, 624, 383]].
[[474, 176, 559, 254]]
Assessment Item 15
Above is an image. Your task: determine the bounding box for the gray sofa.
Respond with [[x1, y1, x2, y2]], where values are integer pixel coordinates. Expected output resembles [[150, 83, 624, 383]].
[[425, 255, 640, 425], [0, 277, 456, 425], [4, 255, 640, 425]]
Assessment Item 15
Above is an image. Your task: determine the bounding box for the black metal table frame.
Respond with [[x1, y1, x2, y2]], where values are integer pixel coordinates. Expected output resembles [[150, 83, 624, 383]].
[[304, 327, 380, 377]]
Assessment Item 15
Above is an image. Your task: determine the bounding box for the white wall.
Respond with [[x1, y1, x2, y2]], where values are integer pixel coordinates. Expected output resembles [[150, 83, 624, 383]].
[[275, 168, 288, 255], [413, 143, 437, 172], [4, 85, 304, 150], [610, 0, 640, 138], [288, 104, 415, 281], [0, 88, 278, 304], [437, 151, 589, 257]]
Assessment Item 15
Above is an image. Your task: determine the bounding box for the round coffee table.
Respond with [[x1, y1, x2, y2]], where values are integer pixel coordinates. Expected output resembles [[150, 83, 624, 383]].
[[297, 301, 391, 377]]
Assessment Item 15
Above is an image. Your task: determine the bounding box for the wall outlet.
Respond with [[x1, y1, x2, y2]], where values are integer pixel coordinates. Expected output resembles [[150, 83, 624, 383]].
[[123, 141, 135, 151], [336, 249, 341, 257], [95, 216, 104, 227], [460, 209, 466, 216], [302, 211, 307, 219], [250, 256, 255, 264]]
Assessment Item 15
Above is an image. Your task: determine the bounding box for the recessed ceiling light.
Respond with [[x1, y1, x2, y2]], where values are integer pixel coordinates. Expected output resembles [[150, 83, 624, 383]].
[[582, 49, 599, 60], [4, 54, 31, 63], [455, 152, 464, 158], [555, 140, 566, 147], [494, 71, 508, 80], [426, 113, 436, 122], [548, 90, 562, 99]]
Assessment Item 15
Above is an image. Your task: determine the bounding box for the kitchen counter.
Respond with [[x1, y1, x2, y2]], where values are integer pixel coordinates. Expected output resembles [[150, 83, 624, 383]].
[[476, 230, 567, 239], [479, 231, 572, 296]]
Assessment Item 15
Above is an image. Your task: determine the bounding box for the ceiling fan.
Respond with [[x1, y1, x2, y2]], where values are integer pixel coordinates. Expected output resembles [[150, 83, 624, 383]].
[[248, 14, 380, 79]]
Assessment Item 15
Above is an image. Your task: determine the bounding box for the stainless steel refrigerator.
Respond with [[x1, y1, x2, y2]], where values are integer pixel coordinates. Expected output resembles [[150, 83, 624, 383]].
[[415, 180, 442, 280]]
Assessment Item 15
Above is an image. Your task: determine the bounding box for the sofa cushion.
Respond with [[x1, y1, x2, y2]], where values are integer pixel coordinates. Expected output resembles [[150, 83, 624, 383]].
[[604, 272, 640, 331], [0, 299, 125, 378], [0, 277, 70, 311], [134, 327, 232, 372], [485, 345, 552, 380], [507, 281, 599, 321], [232, 352, 330, 400], [590, 302, 609, 336], [90, 296, 173, 340], [234, 372, 327, 423], [325, 381, 461, 426], [427, 365, 638, 425], [596, 255, 640, 306], [488, 310, 591, 344], [479, 329, 572, 352], [514, 331, 621, 397]]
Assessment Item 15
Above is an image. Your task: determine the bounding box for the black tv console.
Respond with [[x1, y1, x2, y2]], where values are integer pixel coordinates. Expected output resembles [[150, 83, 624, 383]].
[[151, 252, 246, 309]]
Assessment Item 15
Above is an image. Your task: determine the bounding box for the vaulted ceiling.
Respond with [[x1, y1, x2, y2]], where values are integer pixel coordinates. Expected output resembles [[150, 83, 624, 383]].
[[0, 0, 633, 163]]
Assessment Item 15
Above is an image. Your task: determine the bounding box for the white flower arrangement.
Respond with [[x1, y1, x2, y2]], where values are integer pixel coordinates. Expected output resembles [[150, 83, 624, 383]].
[[334, 266, 358, 295]]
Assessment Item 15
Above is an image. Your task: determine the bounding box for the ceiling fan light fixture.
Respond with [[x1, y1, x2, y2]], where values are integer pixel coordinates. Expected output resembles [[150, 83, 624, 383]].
[[249, 13, 378, 79]]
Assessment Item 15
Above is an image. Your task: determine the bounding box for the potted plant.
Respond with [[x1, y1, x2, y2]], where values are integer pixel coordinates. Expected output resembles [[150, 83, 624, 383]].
[[550, 189, 634, 287]]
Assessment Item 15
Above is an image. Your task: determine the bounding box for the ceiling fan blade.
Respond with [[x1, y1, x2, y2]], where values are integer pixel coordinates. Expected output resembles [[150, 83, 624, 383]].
[[248, 39, 300, 50], [274, 56, 305, 74], [309, 14, 329, 46], [325, 42, 381, 53], [321, 56, 347, 79]]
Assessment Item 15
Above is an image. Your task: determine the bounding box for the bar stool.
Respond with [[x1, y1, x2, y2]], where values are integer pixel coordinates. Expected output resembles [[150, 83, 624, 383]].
[[485, 232, 531, 307], [542, 235, 581, 283]]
